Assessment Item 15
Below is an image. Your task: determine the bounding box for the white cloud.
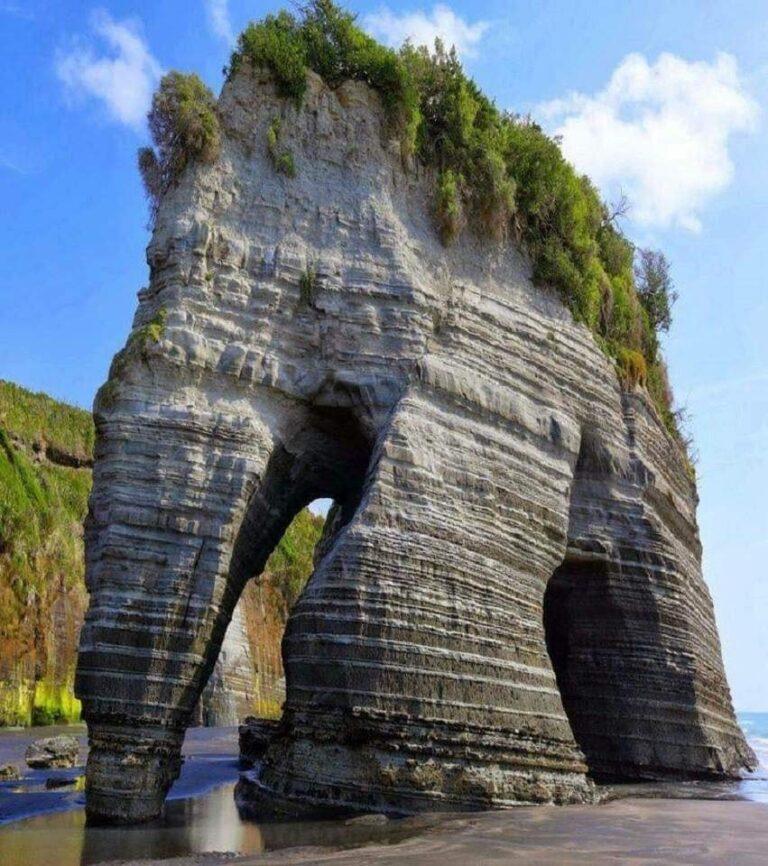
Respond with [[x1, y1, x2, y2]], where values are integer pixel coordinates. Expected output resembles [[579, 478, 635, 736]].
[[1, 2, 35, 20], [205, 0, 235, 45], [0, 153, 28, 174], [363, 4, 489, 58], [55, 9, 162, 132], [539, 52, 759, 232]]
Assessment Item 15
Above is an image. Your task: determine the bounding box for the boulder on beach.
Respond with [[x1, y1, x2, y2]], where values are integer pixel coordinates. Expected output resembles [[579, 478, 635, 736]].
[[25, 735, 80, 769], [45, 776, 78, 789], [0, 764, 21, 781]]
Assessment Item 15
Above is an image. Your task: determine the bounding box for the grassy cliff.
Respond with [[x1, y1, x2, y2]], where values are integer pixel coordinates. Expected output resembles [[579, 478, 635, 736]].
[[241, 509, 326, 718], [0, 380, 93, 725]]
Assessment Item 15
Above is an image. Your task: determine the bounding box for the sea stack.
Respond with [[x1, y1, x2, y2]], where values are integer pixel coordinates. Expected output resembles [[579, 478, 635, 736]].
[[75, 62, 754, 824]]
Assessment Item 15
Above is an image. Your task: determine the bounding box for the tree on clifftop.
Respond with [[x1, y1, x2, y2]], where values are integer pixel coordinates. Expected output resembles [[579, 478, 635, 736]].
[[635, 248, 678, 334]]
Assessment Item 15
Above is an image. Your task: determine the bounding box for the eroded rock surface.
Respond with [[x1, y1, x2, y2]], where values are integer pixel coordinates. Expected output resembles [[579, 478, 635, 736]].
[[76, 68, 754, 823], [239, 717, 280, 766], [25, 735, 80, 769]]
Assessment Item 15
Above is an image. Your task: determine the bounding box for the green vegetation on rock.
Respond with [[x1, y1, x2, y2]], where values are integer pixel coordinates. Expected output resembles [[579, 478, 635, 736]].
[[0, 381, 93, 463], [299, 265, 318, 306], [0, 381, 93, 726], [139, 72, 220, 218], [266, 117, 297, 177], [229, 0, 418, 151], [226, 0, 686, 443], [264, 508, 325, 613], [436, 168, 462, 245], [128, 307, 168, 356], [0, 379, 327, 726]]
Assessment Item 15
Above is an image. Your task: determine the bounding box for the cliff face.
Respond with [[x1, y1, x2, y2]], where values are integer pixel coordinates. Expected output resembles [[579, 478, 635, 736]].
[[77, 67, 754, 824], [0, 381, 92, 726]]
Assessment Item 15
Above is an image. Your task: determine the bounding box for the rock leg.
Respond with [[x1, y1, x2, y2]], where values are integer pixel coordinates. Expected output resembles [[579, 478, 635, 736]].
[[77, 393, 301, 822], [543, 406, 755, 781]]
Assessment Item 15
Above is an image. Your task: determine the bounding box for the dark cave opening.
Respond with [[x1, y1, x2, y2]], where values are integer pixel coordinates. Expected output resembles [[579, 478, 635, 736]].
[[543, 557, 612, 776]]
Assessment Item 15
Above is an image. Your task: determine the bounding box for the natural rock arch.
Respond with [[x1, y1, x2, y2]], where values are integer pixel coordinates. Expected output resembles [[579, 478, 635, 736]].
[[76, 68, 753, 824]]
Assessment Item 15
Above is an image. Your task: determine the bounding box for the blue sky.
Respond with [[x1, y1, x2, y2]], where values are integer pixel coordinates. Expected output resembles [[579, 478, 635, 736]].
[[1, 1, 766, 710]]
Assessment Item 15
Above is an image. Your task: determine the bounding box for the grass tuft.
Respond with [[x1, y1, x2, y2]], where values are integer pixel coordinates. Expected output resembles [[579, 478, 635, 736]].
[[127, 308, 168, 357], [266, 117, 297, 177]]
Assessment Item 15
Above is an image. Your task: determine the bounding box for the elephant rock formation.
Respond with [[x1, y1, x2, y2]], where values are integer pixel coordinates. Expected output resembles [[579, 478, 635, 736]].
[[76, 68, 754, 823]]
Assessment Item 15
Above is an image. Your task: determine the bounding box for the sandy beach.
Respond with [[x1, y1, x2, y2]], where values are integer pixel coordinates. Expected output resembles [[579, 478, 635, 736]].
[[89, 798, 765, 866]]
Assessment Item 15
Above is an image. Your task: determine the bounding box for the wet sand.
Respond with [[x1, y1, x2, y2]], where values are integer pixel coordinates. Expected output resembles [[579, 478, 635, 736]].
[[104, 798, 768, 866], [0, 725, 241, 826]]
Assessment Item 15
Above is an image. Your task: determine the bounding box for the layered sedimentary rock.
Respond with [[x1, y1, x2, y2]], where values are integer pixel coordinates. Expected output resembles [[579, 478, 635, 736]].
[[76, 67, 754, 823], [194, 598, 255, 726]]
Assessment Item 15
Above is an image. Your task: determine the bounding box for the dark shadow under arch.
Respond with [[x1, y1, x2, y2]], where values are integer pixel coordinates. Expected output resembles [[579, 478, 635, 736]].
[[543, 425, 716, 782]]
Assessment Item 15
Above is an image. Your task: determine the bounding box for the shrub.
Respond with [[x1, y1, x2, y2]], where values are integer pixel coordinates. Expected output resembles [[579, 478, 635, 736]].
[[599, 221, 634, 278], [299, 266, 317, 305], [635, 248, 677, 333], [266, 117, 280, 157], [266, 117, 297, 177], [139, 72, 220, 217], [401, 40, 515, 237], [616, 348, 647, 389], [232, 12, 307, 103], [436, 169, 462, 244], [229, 1, 419, 153], [504, 120, 605, 307], [276, 152, 296, 176]]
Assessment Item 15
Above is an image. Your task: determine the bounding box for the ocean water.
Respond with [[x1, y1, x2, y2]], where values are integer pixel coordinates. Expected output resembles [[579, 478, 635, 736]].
[[738, 712, 768, 778], [735, 712, 768, 805]]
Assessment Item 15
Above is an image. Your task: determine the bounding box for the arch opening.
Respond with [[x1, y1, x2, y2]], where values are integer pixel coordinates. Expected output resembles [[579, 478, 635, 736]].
[[194, 503, 329, 725], [543, 555, 614, 777], [195, 403, 376, 728]]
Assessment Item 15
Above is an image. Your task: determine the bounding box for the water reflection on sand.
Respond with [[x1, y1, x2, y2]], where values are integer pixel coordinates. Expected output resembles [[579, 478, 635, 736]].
[[0, 782, 429, 866], [1, 719, 766, 866], [0, 784, 265, 865]]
